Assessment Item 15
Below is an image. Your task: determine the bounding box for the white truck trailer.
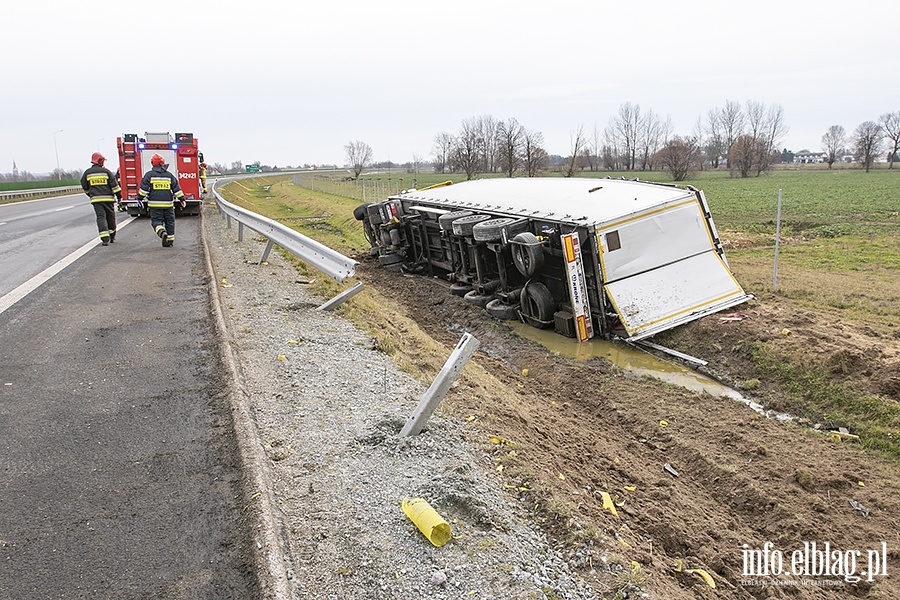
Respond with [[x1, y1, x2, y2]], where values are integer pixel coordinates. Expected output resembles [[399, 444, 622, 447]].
[[355, 177, 751, 342]]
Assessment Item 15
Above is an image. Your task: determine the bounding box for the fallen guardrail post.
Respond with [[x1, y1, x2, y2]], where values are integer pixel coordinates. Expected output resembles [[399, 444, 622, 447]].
[[316, 281, 364, 311], [399, 332, 479, 438]]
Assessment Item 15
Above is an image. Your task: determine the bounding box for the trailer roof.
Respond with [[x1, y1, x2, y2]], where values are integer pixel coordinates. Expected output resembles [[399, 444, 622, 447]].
[[395, 177, 696, 226]]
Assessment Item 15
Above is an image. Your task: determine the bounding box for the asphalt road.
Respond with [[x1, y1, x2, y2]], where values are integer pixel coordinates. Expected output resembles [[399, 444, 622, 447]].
[[0, 208, 259, 599]]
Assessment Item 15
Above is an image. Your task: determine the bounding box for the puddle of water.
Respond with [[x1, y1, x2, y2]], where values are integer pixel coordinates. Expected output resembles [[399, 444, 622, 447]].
[[509, 322, 793, 421]]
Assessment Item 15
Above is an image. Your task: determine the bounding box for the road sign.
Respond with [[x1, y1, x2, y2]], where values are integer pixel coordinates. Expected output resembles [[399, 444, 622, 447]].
[[245, 165, 260, 173]]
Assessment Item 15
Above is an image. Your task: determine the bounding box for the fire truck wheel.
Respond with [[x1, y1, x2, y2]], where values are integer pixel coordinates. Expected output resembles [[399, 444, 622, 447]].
[[449, 283, 473, 297], [463, 289, 494, 308], [438, 210, 474, 231], [485, 299, 520, 320], [521, 281, 555, 329], [511, 232, 543, 278], [353, 203, 373, 220], [451, 214, 492, 237]]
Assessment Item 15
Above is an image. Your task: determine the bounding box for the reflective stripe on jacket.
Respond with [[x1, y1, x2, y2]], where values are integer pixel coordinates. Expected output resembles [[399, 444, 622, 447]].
[[80, 164, 122, 203], [138, 164, 185, 208]]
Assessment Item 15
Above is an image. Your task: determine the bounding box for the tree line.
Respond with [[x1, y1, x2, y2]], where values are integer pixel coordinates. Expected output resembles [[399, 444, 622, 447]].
[[345, 102, 900, 182]]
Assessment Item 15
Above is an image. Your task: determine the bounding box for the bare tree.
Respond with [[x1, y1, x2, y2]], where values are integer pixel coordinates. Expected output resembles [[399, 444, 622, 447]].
[[345, 140, 373, 178], [691, 116, 705, 171], [728, 134, 756, 178], [522, 129, 548, 177], [637, 109, 671, 171], [476, 115, 500, 173], [821, 125, 846, 169], [587, 125, 602, 172], [879, 111, 900, 168], [564, 125, 586, 177], [654, 136, 700, 181], [704, 107, 726, 169], [431, 132, 454, 174], [609, 102, 641, 170], [497, 118, 525, 177], [720, 100, 745, 159], [451, 118, 484, 180], [853, 121, 883, 172]]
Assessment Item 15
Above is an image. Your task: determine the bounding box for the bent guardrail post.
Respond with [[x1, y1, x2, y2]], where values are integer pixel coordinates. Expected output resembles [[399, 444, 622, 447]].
[[259, 239, 275, 265], [316, 281, 364, 311], [211, 177, 358, 284], [399, 332, 480, 438]]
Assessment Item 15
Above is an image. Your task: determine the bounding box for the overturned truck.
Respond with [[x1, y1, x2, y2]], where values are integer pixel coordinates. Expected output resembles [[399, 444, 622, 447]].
[[356, 177, 751, 342]]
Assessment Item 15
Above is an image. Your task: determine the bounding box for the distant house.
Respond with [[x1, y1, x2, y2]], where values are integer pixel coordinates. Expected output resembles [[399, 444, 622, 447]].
[[794, 149, 825, 164]]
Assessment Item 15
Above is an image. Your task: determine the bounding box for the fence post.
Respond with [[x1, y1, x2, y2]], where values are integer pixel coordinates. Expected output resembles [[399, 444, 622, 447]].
[[773, 188, 783, 292]]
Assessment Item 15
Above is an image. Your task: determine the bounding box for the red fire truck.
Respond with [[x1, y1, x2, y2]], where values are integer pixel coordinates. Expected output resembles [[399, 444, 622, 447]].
[[116, 132, 204, 217]]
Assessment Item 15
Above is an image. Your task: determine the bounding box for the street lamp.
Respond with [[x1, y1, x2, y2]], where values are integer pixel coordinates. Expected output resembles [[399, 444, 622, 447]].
[[54, 129, 64, 180]]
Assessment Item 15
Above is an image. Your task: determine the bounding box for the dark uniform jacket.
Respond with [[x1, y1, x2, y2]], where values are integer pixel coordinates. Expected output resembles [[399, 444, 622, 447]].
[[138, 164, 186, 209], [80, 164, 122, 203]]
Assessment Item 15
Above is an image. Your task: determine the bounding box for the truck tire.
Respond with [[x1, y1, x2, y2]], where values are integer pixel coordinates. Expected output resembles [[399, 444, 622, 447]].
[[438, 210, 473, 230], [449, 282, 473, 297], [353, 203, 373, 221], [472, 218, 529, 242], [485, 299, 520, 320], [463, 289, 494, 308], [378, 253, 404, 266], [451, 214, 492, 237], [520, 281, 555, 329], [511, 232, 543, 278]]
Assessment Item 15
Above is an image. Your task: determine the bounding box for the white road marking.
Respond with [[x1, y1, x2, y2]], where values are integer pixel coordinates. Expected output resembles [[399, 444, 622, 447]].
[[54, 205, 75, 212], [0, 216, 136, 315]]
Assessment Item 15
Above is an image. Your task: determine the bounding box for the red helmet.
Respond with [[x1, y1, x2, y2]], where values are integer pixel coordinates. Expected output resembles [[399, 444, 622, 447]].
[[151, 154, 165, 166], [91, 152, 105, 166]]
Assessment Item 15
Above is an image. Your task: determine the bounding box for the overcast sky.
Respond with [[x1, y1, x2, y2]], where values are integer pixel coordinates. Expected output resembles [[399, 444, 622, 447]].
[[3, 0, 897, 174]]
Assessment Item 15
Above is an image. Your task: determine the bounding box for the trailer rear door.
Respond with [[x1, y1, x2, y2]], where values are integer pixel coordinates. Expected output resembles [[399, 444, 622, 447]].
[[598, 197, 751, 340]]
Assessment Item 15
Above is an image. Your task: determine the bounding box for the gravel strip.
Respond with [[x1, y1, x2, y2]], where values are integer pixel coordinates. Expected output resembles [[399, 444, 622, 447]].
[[203, 207, 602, 600]]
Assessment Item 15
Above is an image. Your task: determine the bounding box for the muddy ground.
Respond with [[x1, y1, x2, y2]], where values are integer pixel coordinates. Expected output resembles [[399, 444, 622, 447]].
[[351, 255, 900, 599]]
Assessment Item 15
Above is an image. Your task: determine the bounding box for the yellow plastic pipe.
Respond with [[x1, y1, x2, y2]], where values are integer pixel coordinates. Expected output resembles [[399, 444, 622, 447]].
[[401, 498, 452, 547]]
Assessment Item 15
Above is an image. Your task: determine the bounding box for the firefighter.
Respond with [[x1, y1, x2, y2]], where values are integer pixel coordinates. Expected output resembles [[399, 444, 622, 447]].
[[80, 152, 122, 246], [199, 162, 208, 194], [138, 153, 186, 247]]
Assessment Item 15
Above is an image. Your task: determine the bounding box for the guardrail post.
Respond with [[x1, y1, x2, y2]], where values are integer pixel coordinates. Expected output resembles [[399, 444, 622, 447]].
[[316, 281, 364, 311], [399, 332, 479, 437], [238, 221, 244, 242], [258, 239, 274, 265]]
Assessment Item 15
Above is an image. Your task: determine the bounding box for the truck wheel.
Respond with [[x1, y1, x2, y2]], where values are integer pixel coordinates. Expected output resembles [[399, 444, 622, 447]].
[[449, 283, 472, 297], [485, 299, 520, 320], [472, 218, 513, 242], [451, 214, 492, 237], [353, 203, 373, 221], [511, 232, 543, 278], [378, 253, 404, 266], [463, 289, 494, 308], [521, 281, 555, 328], [438, 210, 473, 230], [473, 218, 529, 242]]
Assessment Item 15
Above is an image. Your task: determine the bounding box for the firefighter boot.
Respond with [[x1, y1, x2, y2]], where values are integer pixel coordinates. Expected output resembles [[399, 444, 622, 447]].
[[109, 231, 116, 243], [155, 225, 166, 240]]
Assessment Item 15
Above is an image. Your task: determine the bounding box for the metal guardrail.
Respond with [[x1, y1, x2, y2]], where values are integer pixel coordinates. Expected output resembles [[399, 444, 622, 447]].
[[0, 186, 82, 201], [211, 176, 358, 285]]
